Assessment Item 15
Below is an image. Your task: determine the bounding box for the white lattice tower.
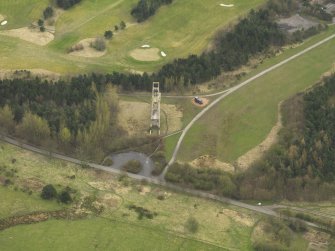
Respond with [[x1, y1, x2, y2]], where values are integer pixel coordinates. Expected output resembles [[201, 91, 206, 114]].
[[150, 82, 161, 135]]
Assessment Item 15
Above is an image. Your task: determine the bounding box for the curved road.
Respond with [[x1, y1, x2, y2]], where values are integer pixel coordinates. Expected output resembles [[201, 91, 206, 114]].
[[160, 33, 335, 178]]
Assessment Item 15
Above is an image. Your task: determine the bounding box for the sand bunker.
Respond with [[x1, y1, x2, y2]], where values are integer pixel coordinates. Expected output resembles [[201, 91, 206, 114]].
[[130, 48, 161, 61], [1, 20, 7, 26], [161, 51, 167, 57], [220, 4, 234, 7], [69, 38, 106, 58], [141, 44, 150, 48], [0, 27, 54, 46]]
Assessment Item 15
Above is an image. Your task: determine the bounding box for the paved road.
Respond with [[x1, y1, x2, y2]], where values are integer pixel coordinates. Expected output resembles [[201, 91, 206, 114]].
[[160, 33, 335, 178]]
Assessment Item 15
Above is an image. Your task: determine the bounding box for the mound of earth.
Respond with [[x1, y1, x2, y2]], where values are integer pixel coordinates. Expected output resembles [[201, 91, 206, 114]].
[[69, 38, 106, 58], [191, 97, 209, 107], [130, 48, 161, 61], [191, 155, 235, 173], [0, 27, 54, 46]]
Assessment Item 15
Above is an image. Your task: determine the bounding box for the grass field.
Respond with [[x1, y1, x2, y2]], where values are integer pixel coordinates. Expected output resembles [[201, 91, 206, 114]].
[[176, 27, 335, 163], [0, 0, 49, 29], [0, 186, 61, 219], [0, 218, 224, 251], [0, 141, 316, 250], [0, 0, 266, 74], [0, 141, 262, 250]]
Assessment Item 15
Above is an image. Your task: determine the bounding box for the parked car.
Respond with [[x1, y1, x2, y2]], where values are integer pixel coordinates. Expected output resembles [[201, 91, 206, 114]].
[[194, 96, 203, 105]]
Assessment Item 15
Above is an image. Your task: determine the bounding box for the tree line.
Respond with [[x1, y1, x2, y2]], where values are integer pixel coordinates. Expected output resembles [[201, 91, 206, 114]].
[[56, 0, 82, 10], [131, 0, 173, 22], [0, 77, 134, 161]]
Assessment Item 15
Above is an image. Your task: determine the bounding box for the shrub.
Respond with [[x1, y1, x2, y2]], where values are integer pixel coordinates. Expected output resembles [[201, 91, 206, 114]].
[[288, 219, 307, 233], [104, 30, 113, 39], [90, 37, 106, 51], [151, 151, 166, 176], [43, 6, 54, 19], [127, 204, 158, 220], [59, 190, 72, 204], [41, 184, 57, 200], [37, 19, 44, 27], [68, 43, 84, 53], [185, 216, 199, 233], [120, 21, 126, 30], [122, 160, 142, 174]]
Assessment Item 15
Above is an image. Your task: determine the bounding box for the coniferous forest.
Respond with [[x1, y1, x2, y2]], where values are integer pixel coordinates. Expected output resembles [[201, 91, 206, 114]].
[[239, 74, 335, 201]]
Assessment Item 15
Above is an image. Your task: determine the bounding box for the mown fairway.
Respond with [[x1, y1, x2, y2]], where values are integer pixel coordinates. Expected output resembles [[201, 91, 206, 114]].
[[0, 0, 266, 73], [0, 0, 48, 29], [177, 27, 335, 163]]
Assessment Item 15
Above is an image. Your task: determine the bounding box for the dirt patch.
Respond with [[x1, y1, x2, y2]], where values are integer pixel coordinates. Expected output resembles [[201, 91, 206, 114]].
[[236, 103, 283, 171], [161, 103, 183, 133], [304, 229, 330, 251], [118, 101, 151, 136], [69, 38, 106, 58], [118, 101, 183, 135], [138, 185, 151, 195], [221, 209, 254, 226], [191, 155, 235, 173], [191, 97, 209, 107], [20, 177, 45, 191], [98, 193, 120, 208], [88, 181, 113, 191], [130, 48, 161, 61], [0, 26, 54, 45]]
